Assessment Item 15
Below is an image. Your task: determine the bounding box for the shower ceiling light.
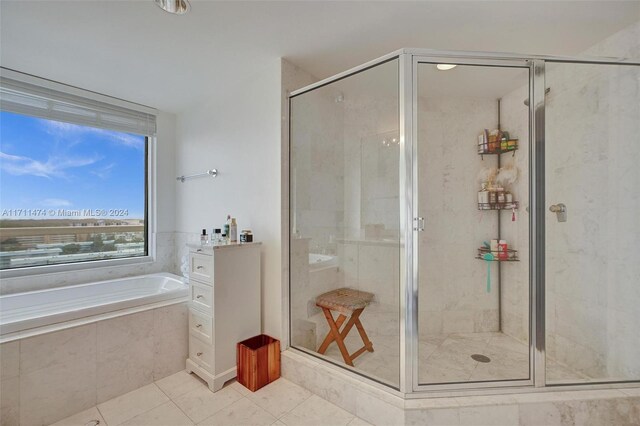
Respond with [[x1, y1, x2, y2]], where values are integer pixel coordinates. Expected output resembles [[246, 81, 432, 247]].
[[436, 64, 457, 71], [154, 0, 190, 15]]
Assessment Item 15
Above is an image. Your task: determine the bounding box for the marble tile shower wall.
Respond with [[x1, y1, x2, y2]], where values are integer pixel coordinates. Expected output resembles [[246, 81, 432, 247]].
[[418, 96, 501, 335], [545, 60, 640, 380], [0, 303, 188, 426], [0, 232, 177, 295], [496, 21, 640, 380]]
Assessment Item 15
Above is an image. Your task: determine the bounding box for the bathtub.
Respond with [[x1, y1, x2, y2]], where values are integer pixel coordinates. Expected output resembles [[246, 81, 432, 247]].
[[0, 272, 188, 340], [309, 253, 338, 271]]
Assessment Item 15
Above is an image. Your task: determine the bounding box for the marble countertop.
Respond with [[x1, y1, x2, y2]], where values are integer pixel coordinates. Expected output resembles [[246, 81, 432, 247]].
[[187, 242, 262, 251]]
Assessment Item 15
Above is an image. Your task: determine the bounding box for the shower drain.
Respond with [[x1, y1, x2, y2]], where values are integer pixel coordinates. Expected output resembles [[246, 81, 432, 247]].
[[471, 354, 491, 363]]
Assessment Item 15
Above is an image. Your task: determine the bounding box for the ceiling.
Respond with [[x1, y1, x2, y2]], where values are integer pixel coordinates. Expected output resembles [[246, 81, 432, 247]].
[[1, 1, 638, 113]]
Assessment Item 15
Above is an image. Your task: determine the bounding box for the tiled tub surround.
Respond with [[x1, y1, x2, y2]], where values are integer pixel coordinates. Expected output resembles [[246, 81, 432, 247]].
[[0, 273, 187, 337], [283, 350, 640, 426], [0, 302, 188, 426]]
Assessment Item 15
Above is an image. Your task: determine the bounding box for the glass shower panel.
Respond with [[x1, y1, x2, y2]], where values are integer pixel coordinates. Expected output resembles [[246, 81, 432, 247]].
[[545, 62, 640, 384], [289, 59, 401, 387], [416, 62, 531, 385]]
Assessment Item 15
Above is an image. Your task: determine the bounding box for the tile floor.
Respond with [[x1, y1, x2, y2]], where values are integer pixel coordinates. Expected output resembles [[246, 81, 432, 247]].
[[51, 371, 371, 426], [322, 331, 585, 386]]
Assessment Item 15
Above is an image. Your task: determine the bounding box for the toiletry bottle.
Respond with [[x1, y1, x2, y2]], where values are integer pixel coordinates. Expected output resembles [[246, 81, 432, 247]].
[[478, 183, 489, 209], [213, 228, 222, 245], [221, 233, 227, 244], [498, 240, 508, 260], [200, 229, 208, 245], [229, 218, 238, 243], [490, 239, 499, 256], [224, 215, 231, 242]]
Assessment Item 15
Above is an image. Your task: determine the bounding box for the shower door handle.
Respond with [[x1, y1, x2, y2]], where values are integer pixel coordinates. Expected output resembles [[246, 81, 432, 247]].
[[413, 217, 425, 232], [549, 203, 567, 222]]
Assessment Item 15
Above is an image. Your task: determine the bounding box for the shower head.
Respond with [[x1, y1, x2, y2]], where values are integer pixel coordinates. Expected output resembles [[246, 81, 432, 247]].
[[524, 88, 551, 106]]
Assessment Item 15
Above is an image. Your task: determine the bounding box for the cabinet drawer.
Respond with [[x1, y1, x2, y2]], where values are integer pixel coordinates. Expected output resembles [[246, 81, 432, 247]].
[[190, 252, 213, 282], [191, 281, 213, 312], [189, 338, 214, 372], [189, 308, 213, 344]]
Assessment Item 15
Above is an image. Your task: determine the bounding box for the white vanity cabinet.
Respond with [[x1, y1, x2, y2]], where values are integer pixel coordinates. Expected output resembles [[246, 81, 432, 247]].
[[185, 242, 261, 392]]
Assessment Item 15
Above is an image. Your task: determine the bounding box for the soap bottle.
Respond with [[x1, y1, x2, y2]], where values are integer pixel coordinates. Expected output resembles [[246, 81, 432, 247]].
[[229, 218, 238, 243], [224, 215, 231, 242], [200, 229, 208, 245]]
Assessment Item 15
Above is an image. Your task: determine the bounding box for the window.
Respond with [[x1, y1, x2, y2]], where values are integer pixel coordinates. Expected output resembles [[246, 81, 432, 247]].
[[0, 69, 156, 272]]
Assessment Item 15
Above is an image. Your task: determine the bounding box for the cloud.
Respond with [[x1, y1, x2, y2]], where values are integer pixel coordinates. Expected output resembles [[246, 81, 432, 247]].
[[91, 162, 116, 179], [42, 120, 145, 150], [0, 151, 100, 179], [42, 198, 72, 207]]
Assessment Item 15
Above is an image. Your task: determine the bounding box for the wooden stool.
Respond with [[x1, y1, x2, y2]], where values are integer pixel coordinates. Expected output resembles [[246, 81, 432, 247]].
[[315, 288, 374, 366]]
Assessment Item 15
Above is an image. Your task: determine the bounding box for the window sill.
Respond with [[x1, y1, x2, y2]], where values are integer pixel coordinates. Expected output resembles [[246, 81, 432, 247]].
[[0, 255, 156, 279]]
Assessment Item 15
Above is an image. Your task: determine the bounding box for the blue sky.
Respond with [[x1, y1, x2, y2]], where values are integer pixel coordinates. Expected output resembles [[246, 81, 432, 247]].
[[0, 111, 146, 219]]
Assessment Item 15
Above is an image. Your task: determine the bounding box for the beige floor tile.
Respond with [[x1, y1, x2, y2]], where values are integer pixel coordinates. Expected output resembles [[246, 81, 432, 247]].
[[347, 417, 373, 426], [50, 407, 105, 426], [245, 378, 312, 419], [196, 397, 277, 426], [120, 401, 193, 426], [156, 371, 206, 400], [226, 379, 252, 396], [279, 394, 354, 426], [98, 383, 169, 426], [173, 385, 243, 423]]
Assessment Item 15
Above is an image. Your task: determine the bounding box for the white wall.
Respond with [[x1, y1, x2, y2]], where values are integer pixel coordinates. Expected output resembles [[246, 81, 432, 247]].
[[174, 59, 283, 338], [0, 112, 178, 294]]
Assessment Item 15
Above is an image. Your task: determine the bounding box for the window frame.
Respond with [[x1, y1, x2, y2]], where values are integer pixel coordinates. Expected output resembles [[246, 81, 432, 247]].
[[0, 76, 157, 278]]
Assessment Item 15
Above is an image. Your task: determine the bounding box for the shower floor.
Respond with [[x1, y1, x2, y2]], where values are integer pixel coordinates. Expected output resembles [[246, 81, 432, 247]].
[[321, 330, 585, 387]]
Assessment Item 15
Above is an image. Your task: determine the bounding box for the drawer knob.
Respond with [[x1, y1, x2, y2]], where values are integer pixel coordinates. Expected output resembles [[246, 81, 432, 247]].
[[196, 295, 204, 299], [196, 352, 203, 357], [196, 266, 204, 270], [196, 324, 202, 328]]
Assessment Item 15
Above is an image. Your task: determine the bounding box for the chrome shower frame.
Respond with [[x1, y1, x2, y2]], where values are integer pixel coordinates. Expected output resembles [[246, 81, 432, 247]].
[[288, 48, 640, 396]]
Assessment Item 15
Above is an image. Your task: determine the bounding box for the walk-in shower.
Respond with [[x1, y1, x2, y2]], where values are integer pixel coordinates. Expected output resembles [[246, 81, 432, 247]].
[[288, 48, 640, 394]]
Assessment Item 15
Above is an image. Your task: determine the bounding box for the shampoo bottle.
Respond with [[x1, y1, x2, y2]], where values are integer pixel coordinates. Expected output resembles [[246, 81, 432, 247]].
[[229, 218, 238, 243]]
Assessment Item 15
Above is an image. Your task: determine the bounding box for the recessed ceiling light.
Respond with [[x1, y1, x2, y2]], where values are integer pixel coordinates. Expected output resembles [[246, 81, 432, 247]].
[[154, 0, 190, 15], [436, 64, 457, 71]]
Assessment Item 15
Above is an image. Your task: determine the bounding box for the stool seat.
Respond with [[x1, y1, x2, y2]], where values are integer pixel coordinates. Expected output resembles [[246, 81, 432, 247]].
[[315, 288, 374, 315], [315, 287, 375, 366]]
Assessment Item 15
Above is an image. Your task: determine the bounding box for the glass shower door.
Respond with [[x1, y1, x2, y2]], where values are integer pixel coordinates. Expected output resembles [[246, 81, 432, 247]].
[[289, 58, 402, 388], [544, 62, 640, 384], [415, 59, 532, 387]]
